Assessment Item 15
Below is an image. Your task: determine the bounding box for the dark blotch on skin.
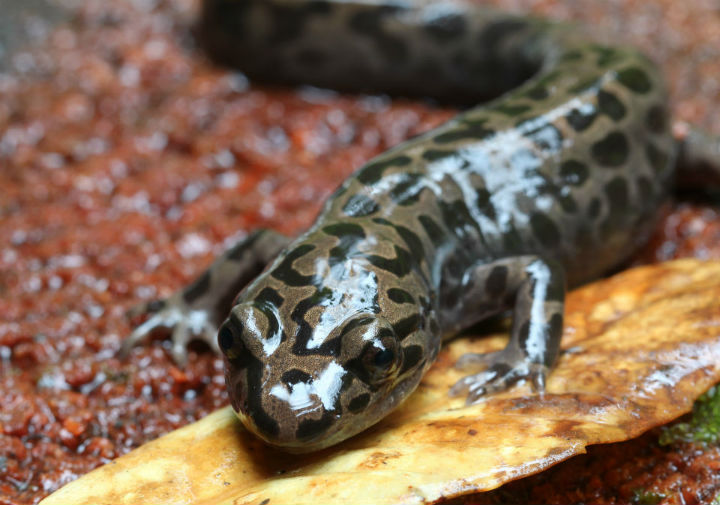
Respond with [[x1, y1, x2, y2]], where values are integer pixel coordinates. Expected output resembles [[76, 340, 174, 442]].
[[250, 398, 280, 439], [593, 46, 624, 67], [387, 288, 414, 304], [358, 155, 412, 185], [636, 175, 654, 202], [616, 66, 652, 94], [440, 199, 480, 240], [493, 103, 532, 116], [255, 287, 284, 308], [348, 7, 408, 63], [597, 90, 626, 121], [418, 215, 446, 246], [389, 173, 425, 206], [348, 6, 401, 35], [587, 198, 602, 220], [559, 160, 589, 186], [646, 141, 669, 173], [323, 222, 366, 239], [422, 149, 455, 162], [343, 194, 380, 217], [263, 2, 332, 45], [325, 223, 366, 259], [515, 319, 532, 352], [271, 244, 316, 287], [339, 316, 375, 339], [646, 105, 667, 134], [376, 35, 408, 64], [393, 313, 420, 340], [476, 187, 496, 219], [365, 245, 413, 277], [183, 271, 211, 303], [400, 345, 424, 375], [604, 176, 629, 214], [544, 312, 564, 366], [348, 393, 371, 413], [395, 225, 425, 265], [558, 194, 578, 214], [434, 119, 494, 144], [591, 131, 630, 167], [296, 411, 335, 441], [501, 222, 525, 253], [253, 299, 281, 343], [327, 223, 366, 266], [292, 295, 344, 356], [541, 261, 566, 302], [282, 369, 312, 385], [372, 217, 425, 265], [566, 106, 597, 132], [485, 265, 508, 298], [530, 212, 561, 248]]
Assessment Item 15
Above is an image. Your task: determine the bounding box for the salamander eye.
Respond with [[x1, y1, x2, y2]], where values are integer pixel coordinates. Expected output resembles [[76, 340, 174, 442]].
[[341, 314, 402, 386], [359, 332, 401, 384]]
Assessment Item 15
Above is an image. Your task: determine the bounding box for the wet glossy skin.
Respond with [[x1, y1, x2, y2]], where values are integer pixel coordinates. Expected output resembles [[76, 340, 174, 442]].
[[123, 0, 676, 451]]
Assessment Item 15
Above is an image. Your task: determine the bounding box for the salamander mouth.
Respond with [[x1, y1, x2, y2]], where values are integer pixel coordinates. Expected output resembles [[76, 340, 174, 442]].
[[229, 358, 427, 453]]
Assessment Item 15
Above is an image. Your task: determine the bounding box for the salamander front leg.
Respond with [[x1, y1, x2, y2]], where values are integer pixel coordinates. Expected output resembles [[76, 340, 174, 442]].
[[120, 229, 290, 364], [450, 256, 565, 404]]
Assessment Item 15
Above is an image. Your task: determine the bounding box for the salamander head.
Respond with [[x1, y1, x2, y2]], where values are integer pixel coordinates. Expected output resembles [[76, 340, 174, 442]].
[[219, 302, 428, 452]]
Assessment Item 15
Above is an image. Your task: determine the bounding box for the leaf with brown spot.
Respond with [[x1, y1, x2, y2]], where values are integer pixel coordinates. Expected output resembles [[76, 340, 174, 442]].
[[40, 259, 720, 505]]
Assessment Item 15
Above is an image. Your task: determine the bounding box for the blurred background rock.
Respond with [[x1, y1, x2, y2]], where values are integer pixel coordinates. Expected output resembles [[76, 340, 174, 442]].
[[0, 0, 68, 70]]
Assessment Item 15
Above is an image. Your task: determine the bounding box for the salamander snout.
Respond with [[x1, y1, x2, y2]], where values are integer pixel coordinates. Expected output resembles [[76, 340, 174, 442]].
[[219, 307, 407, 451]]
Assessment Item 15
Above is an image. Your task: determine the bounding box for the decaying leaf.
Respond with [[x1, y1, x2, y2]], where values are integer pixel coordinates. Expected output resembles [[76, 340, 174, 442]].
[[40, 258, 720, 505]]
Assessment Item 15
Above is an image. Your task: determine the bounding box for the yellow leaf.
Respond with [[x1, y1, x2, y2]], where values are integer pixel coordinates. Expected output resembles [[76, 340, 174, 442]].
[[40, 258, 720, 505]]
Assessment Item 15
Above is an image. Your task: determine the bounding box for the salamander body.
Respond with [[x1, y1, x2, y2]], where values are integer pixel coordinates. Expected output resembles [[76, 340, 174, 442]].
[[125, 0, 677, 451]]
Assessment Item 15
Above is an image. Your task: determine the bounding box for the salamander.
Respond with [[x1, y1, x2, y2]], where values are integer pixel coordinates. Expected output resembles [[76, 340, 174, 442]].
[[123, 0, 698, 452]]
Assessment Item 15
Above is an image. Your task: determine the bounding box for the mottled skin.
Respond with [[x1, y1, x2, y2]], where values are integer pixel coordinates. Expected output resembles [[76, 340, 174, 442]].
[[123, 0, 678, 451]]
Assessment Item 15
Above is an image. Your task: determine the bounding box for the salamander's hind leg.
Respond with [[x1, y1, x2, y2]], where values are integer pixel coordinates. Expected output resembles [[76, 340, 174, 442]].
[[120, 229, 290, 364], [450, 256, 565, 404]]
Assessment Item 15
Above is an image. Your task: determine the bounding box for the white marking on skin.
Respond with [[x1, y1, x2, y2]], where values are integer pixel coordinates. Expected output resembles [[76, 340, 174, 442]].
[[269, 361, 346, 413], [314, 361, 346, 410], [262, 325, 282, 355], [425, 92, 602, 242], [270, 382, 316, 414], [306, 259, 378, 350], [525, 260, 551, 359]]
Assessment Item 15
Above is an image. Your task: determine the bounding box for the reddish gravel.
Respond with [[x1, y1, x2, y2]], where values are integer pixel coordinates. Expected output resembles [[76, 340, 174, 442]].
[[1, 0, 719, 504]]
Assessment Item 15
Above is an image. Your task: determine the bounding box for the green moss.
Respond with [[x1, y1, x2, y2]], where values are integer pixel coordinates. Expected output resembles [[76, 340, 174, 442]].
[[631, 489, 666, 505], [660, 386, 720, 446]]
